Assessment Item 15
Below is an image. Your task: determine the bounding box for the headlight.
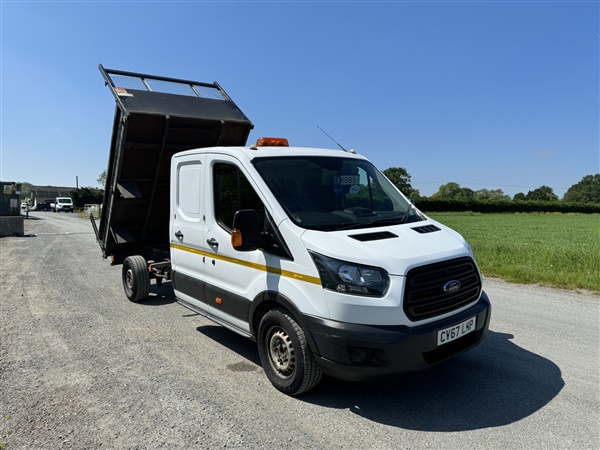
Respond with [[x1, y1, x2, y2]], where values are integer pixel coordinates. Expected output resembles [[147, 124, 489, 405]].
[[309, 251, 389, 297]]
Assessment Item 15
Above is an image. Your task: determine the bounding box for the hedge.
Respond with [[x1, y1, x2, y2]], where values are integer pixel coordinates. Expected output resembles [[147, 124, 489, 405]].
[[415, 199, 600, 214]]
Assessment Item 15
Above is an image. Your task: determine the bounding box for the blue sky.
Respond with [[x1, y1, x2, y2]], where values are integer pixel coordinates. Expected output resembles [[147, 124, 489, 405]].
[[1, 0, 598, 198]]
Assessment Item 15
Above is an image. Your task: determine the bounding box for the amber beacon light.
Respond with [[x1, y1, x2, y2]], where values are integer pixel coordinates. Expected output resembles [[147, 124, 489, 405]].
[[256, 137, 289, 147]]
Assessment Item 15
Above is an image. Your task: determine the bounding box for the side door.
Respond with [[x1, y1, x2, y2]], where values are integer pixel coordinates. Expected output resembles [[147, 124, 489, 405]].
[[201, 154, 269, 333], [170, 153, 207, 308]]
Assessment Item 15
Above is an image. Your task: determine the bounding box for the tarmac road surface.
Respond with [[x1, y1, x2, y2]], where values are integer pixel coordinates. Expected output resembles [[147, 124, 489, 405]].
[[1, 211, 598, 449]]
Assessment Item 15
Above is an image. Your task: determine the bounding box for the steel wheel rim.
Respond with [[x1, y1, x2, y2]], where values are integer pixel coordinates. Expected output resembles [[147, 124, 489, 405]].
[[267, 326, 296, 379], [125, 269, 134, 290]]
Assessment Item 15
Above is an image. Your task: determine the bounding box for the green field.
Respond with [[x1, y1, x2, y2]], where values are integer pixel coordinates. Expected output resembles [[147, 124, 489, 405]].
[[429, 212, 600, 293]]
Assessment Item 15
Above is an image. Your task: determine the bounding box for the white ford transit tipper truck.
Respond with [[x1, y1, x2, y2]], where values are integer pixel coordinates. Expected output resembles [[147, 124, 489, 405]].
[[93, 66, 491, 395]]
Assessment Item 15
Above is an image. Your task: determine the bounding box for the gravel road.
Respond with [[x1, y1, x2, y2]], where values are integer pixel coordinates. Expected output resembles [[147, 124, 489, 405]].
[[1, 212, 598, 449]]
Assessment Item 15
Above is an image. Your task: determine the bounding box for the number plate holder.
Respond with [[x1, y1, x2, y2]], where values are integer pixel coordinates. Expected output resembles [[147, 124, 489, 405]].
[[437, 316, 476, 346]]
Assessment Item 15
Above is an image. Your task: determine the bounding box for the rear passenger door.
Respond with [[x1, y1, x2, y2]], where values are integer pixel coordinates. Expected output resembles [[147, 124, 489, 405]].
[[170, 154, 207, 307]]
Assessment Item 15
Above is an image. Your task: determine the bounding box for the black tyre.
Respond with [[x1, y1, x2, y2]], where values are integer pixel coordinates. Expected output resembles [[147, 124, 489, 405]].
[[122, 255, 150, 302], [257, 308, 322, 395]]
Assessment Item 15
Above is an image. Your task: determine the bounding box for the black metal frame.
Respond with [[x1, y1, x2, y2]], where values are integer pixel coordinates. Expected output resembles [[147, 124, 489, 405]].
[[94, 65, 254, 263]]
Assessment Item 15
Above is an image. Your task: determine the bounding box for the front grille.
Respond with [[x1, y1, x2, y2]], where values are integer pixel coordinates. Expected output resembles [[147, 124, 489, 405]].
[[403, 257, 481, 321]]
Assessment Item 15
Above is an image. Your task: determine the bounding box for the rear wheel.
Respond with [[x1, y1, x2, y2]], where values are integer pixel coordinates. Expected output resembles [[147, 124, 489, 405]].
[[257, 308, 322, 395], [122, 255, 150, 302]]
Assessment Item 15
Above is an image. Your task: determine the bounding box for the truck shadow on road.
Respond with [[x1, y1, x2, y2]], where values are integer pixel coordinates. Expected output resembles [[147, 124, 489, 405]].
[[304, 330, 564, 431], [195, 323, 564, 431], [197, 325, 262, 367], [140, 284, 177, 306], [195, 324, 563, 431], [155, 285, 563, 431]]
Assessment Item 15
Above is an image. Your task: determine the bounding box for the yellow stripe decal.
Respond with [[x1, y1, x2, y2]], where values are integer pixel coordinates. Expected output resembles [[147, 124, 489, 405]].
[[170, 242, 322, 285]]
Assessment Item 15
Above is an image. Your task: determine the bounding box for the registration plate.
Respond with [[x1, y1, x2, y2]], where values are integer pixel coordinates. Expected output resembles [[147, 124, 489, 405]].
[[437, 316, 476, 346]]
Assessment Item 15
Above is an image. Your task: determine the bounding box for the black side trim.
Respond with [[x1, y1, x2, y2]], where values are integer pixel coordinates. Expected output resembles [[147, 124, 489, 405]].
[[177, 297, 252, 340], [172, 271, 250, 322], [172, 270, 207, 303], [204, 283, 250, 323]]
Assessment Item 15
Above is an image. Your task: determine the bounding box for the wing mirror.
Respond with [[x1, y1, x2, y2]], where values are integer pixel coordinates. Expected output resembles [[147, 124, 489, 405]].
[[231, 209, 261, 251]]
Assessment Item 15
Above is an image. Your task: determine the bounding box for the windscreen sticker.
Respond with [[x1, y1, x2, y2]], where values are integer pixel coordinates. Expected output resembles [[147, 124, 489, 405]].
[[334, 174, 360, 194]]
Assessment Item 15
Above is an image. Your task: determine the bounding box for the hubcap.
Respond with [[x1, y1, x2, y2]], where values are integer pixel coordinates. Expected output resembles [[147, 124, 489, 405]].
[[267, 327, 295, 379], [126, 269, 134, 290]]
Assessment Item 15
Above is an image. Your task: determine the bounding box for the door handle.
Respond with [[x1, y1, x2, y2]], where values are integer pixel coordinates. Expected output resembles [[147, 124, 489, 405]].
[[175, 230, 184, 239], [206, 237, 219, 247]]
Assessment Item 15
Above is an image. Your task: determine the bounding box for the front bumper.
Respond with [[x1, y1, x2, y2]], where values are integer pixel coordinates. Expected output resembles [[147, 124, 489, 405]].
[[304, 291, 491, 382]]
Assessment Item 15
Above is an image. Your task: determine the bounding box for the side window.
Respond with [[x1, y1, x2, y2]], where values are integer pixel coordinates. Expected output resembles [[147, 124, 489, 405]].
[[178, 163, 202, 219], [214, 163, 265, 232]]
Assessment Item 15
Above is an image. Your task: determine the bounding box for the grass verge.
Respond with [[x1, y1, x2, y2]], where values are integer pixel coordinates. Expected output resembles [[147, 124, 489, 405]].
[[429, 212, 600, 293]]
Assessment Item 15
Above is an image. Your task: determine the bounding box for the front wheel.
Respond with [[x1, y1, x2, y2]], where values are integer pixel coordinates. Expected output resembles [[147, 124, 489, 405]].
[[122, 255, 150, 302], [257, 308, 322, 395]]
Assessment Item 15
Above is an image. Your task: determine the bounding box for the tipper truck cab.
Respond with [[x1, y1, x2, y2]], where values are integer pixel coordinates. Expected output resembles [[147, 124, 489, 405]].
[[93, 65, 491, 395]]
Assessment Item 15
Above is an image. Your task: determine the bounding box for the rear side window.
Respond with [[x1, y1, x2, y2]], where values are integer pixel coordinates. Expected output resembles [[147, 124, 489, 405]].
[[213, 163, 265, 232], [177, 162, 202, 220]]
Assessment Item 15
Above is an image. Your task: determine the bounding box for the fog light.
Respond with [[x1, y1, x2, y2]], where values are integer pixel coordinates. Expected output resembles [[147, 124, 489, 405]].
[[347, 346, 372, 364]]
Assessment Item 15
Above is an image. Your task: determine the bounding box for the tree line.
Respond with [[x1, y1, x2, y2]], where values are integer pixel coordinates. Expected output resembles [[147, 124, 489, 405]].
[[382, 168, 600, 206], [383, 168, 600, 213]]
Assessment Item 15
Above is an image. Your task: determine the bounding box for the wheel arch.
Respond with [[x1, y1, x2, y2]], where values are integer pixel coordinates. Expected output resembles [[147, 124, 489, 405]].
[[249, 291, 319, 354]]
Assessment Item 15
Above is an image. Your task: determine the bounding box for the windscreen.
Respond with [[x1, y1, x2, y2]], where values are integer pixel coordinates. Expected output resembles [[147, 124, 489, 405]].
[[253, 156, 423, 231]]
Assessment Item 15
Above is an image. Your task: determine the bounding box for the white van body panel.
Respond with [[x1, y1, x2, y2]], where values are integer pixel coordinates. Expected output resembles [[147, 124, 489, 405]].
[[321, 276, 405, 325], [269, 219, 331, 319], [301, 223, 471, 277]]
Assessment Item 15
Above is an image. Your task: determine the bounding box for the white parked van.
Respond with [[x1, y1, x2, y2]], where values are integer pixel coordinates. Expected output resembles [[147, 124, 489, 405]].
[[94, 67, 490, 396], [163, 138, 490, 394], [54, 197, 74, 212]]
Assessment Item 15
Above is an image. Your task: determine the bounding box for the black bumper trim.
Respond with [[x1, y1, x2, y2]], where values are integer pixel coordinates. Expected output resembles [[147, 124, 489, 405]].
[[304, 291, 491, 382]]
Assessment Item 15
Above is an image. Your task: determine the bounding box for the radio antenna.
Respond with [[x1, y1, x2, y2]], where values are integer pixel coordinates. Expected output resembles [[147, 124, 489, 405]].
[[317, 125, 347, 152]]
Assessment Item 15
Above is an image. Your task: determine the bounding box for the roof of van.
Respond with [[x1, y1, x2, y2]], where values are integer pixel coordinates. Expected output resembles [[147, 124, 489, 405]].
[[173, 146, 370, 162]]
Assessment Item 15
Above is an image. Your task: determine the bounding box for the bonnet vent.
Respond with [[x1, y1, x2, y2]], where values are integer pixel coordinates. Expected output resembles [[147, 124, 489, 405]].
[[412, 225, 441, 234], [349, 231, 398, 242]]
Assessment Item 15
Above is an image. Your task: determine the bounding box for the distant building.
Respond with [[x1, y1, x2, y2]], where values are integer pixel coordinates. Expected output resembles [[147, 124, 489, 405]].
[[32, 185, 77, 204]]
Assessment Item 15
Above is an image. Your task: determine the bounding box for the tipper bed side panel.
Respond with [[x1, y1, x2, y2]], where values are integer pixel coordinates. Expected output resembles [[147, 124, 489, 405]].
[[97, 66, 253, 260]]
